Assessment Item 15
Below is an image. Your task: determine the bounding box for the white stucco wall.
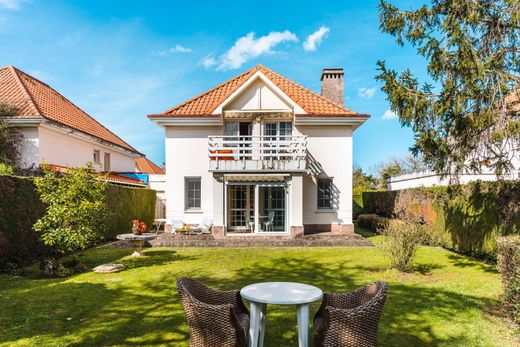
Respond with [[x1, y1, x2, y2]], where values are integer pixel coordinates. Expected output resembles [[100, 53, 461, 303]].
[[296, 125, 353, 225], [387, 169, 519, 191], [148, 174, 166, 200], [37, 124, 136, 172], [164, 126, 221, 224], [18, 127, 40, 169]]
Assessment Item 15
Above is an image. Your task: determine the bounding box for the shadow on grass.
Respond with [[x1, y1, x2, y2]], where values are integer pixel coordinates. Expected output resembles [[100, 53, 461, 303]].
[[0, 250, 507, 347], [0, 273, 188, 346], [446, 253, 499, 274], [185, 255, 502, 347]]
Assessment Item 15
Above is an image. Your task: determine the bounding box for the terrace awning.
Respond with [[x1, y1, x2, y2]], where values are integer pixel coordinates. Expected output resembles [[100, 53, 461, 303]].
[[223, 173, 289, 182]]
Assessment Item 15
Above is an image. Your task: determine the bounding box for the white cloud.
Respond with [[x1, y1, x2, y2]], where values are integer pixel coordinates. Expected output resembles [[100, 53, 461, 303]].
[[152, 44, 192, 57], [0, 0, 24, 10], [358, 87, 376, 99], [217, 30, 298, 70], [382, 109, 398, 120], [303, 26, 330, 52], [201, 54, 217, 69]]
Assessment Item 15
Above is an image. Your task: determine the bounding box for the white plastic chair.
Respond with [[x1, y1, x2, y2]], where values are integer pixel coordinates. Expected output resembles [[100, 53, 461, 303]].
[[263, 211, 275, 232], [191, 218, 213, 235], [169, 218, 183, 235]]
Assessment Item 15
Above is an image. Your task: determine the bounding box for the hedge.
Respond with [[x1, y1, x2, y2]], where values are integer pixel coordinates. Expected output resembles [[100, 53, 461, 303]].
[[104, 184, 156, 239], [0, 176, 46, 269], [0, 175, 156, 269], [497, 236, 520, 324], [362, 181, 520, 259]]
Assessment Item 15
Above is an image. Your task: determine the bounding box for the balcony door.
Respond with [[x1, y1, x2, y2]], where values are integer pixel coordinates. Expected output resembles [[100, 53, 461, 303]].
[[264, 121, 293, 160], [225, 122, 252, 159]]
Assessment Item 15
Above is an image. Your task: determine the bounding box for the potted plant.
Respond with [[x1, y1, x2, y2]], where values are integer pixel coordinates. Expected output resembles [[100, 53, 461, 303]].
[[132, 220, 147, 235]]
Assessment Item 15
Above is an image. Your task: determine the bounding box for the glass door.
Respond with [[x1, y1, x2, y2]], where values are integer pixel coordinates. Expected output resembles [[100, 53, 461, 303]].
[[258, 185, 286, 232], [227, 184, 254, 232]]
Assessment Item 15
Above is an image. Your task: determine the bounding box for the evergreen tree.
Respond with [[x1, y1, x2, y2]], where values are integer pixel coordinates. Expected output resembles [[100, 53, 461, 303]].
[[377, 0, 519, 175]]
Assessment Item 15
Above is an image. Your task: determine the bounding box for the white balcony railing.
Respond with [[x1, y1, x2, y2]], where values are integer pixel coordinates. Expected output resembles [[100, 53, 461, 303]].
[[208, 135, 307, 171]]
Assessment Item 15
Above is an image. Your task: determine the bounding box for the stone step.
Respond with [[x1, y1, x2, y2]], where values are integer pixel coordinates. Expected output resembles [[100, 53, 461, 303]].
[[150, 233, 372, 248]]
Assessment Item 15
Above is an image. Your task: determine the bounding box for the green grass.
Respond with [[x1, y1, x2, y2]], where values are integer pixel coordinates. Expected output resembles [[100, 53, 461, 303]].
[[0, 234, 517, 346]]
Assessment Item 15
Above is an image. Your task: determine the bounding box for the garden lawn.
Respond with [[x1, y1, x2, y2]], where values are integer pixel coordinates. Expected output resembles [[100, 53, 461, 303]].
[[0, 237, 516, 346]]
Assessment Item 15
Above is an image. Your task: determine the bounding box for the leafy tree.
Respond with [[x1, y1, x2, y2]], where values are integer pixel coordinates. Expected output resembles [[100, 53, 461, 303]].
[[353, 164, 377, 193], [377, 0, 520, 176], [33, 163, 108, 257], [0, 101, 21, 167]]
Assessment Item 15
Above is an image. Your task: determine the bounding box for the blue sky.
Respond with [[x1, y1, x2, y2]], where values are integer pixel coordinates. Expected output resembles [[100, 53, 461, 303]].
[[0, 0, 428, 173]]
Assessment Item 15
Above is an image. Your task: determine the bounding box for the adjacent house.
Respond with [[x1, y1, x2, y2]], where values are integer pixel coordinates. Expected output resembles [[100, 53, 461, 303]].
[[0, 65, 144, 186], [150, 65, 369, 237]]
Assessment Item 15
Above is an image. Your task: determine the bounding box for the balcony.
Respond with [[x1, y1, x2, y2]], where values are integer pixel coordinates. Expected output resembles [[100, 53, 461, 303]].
[[208, 135, 307, 172]]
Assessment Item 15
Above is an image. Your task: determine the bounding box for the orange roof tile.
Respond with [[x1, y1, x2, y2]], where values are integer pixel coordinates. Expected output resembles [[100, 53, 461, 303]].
[[135, 156, 164, 174], [149, 65, 368, 118], [0, 66, 139, 153], [45, 163, 146, 186]]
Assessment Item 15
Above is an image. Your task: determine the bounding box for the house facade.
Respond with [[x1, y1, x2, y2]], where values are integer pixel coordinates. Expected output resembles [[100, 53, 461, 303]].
[[0, 65, 142, 174], [150, 65, 368, 237]]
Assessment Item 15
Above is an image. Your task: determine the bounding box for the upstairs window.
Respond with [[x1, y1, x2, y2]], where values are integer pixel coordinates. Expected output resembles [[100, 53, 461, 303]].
[[185, 177, 201, 210], [317, 178, 333, 210], [93, 150, 100, 164], [104, 153, 111, 171]]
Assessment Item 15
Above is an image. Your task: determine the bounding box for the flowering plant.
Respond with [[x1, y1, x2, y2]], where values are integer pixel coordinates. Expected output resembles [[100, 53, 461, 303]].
[[131, 220, 147, 235]]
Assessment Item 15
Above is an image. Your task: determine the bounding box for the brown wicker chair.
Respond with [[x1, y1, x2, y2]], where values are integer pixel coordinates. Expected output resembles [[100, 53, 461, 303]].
[[177, 278, 250, 347], [314, 281, 388, 347]]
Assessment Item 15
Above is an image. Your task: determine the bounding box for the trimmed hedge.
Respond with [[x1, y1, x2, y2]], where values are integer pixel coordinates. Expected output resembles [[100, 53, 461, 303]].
[[362, 181, 520, 259], [0, 176, 46, 268], [497, 236, 520, 323], [357, 214, 389, 234], [0, 175, 156, 269], [104, 184, 156, 239]]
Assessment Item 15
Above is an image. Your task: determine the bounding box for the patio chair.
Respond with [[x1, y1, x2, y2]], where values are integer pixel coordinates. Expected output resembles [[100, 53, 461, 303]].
[[314, 281, 388, 347], [191, 218, 213, 235], [177, 278, 249, 347], [263, 211, 275, 232], [169, 218, 183, 235]]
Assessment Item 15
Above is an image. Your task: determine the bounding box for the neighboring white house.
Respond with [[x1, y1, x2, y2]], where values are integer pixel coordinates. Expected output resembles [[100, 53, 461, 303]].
[[387, 168, 519, 191], [149, 65, 369, 237], [0, 65, 144, 186]]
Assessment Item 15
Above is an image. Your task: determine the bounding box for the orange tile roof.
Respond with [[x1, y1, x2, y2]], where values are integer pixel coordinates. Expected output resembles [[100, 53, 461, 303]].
[[149, 65, 368, 118], [135, 156, 164, 174], [45, 163, 146, 186], [0, 66, 139, 153]]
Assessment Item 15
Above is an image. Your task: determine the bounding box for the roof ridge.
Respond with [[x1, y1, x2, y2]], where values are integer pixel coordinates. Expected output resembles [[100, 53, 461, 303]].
[[7, 66, 42, 116], [260, 66, 357, 115], [13, 67, 139, 154], [162, 66, 257, 115]]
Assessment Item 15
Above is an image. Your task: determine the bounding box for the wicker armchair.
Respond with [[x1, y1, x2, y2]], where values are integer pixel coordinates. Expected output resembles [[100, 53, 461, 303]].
[[177, 278, 250, 347], [314, 281, 388, 347]]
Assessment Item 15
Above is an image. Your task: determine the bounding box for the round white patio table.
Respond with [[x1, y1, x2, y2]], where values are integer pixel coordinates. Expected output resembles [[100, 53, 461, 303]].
[[240, 282, 323, 347], [116, 233, 156, 257]]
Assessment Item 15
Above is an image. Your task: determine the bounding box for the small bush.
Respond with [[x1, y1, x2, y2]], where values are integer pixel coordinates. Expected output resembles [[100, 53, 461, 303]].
[[357, 214, 389, 234], [382, 220, 423, 272], [34, 164, 108, 257], [497, 236, 520, 324]]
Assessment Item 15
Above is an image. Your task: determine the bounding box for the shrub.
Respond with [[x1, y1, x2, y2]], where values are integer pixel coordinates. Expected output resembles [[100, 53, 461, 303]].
[[357, 213, 389, 234], [497, 236, 520, 324], [382, 220, 423, 272], [33, 164, 108, 257], [0, 176, 46, 269], [362, 181, 520, 260]]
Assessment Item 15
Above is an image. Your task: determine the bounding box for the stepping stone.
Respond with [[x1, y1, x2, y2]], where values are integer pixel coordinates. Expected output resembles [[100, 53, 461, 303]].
[[93, 263, 124, 274]]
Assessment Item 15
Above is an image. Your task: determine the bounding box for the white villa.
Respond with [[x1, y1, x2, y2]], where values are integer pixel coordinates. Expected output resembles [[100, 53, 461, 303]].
[[150, 65, 369, 237], [0, 65, 146, 187]]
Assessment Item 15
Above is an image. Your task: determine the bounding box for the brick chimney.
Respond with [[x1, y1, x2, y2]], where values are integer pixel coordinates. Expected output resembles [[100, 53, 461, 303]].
[[320, 68, 344, 105]]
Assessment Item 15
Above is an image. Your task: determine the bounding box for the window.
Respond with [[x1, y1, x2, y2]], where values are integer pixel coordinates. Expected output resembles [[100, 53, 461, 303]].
[[185, 177, 201, 210], [103, 153, 111, 171], [317, 178, 333, 210], [93, 150, 100, 164]]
